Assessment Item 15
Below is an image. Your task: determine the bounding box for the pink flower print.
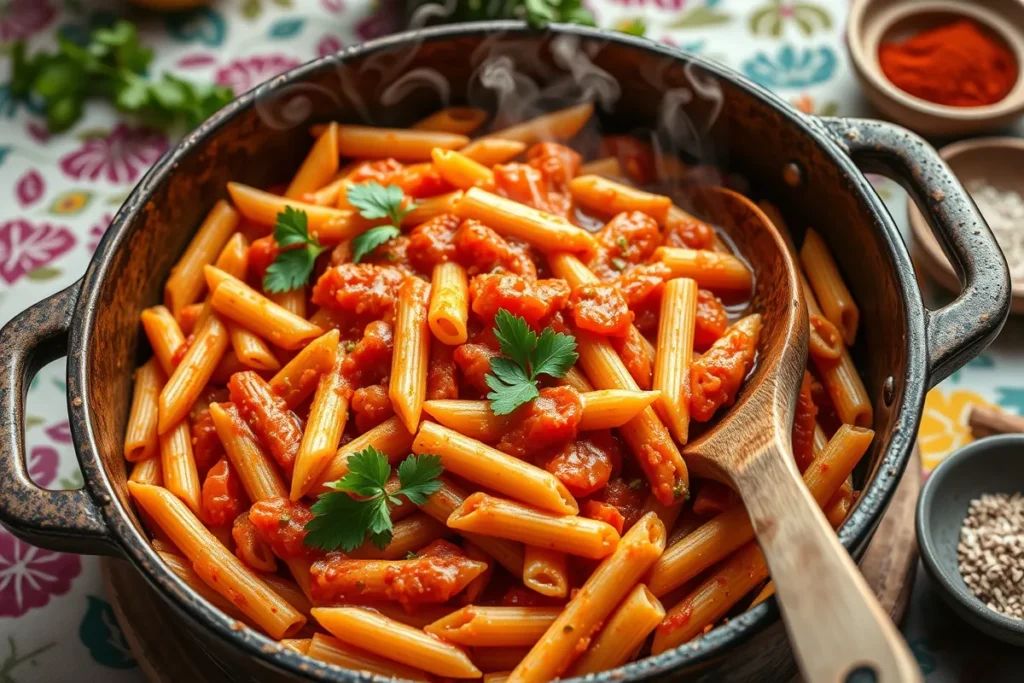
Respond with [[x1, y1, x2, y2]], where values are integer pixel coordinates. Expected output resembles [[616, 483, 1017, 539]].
[[28, 446, 58, 488], [215, 55, 301, 95], [316, 35, 343, 58], [321, 0, 344, 13], [0, 531, 81, 617], [0, 219, 76, 284], [59, 125, 169, 185], [15, 170, 44, 207], [0, 0, 55, 43], [356, 3, 402, 41], [26, 120, 50, 144], [45, 421, 72, 444], [88, 213, 113, 253]]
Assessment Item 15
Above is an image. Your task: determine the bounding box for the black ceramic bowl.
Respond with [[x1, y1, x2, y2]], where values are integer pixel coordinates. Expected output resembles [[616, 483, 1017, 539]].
[[917, 434, 1024, 646], [0, 22, 1012, 683]]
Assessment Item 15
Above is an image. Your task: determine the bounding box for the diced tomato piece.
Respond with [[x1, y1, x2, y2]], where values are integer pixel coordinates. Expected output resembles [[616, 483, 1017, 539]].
[[586, 477, 646, 532], [248, 498, 315, 560], [248, 235, 278, 281], [497, 386, 583, 459], [612, 327, 653, 390], [351, 383, 394, 433], [539, 430, 621, 498], [494, 163, 571, 218], [694, 289, 728, 352], [580, 500, 625, 535], [569, 283, 633, 337], [407, 213, 461, 272], [470, 273, 569, 327], [227, 371, 303, 474], [347, 159, 405, 186], [664, 208, 715, 250], [426, 342, 458, 400], [232, 512, 277, 572], [201, 457, 248, 527], [615, 263, 672, 309], [690, 323, 758, 422], [454, 219, 537, 279], [527, 142, 581, 192], [589, 211, 661, 280], [453, 343, 501, 394], [599, 136, 656, 185], [312, 264, 405, 320], [341, 320, 394, 388]]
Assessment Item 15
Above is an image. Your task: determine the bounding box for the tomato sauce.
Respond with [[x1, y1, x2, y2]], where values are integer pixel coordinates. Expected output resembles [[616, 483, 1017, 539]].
[[227, 371, 303, 474], [248, 498, 315, 560], [569, 284, 633, 337], [201, 457, 248, 527], [538, 430, 620, 498], [470, 273, 569, 328], [792, 371, 819, 472], [690, 327, 758, 422]]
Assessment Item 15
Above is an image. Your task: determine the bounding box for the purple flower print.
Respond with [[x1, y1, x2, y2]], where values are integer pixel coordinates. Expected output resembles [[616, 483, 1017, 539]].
[[215, 55, 301, 95], [45, 421, 72, 444], [26, 120, 50, 143], [0, 219, 76, 284], [88, 213, 113, 253], [59, 125, 169, 185], [0, 0, 55, 43], [356, 2, 402, 41], [321, 0, 344, 13], [0, 531, 81, 617], [316, 35, 343, 58], [28, 446, 58, 488], [15, 170, 44, 207]]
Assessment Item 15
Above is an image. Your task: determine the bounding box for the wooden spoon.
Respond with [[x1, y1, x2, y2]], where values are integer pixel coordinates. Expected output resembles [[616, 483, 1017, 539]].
[[682, 186, 922, 683]]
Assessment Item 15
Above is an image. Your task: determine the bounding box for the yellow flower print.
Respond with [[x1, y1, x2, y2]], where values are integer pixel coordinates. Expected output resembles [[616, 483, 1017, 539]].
[[48, 190, 92, 216], [918, 389, 999, 472]]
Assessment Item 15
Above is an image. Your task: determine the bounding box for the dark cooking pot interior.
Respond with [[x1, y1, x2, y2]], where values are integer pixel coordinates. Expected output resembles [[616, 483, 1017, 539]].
[[79, 25, 918, 682]]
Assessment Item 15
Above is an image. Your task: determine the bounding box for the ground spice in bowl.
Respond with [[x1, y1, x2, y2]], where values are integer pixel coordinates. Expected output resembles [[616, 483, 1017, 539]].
[[879, 19, 1018, 107], [958, 492, 1024, 620], [967, 179, 1024, 284]]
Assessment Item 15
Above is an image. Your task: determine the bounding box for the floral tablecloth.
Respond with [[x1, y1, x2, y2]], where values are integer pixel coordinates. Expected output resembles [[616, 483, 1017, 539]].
[[1, 0, 1022, 680]]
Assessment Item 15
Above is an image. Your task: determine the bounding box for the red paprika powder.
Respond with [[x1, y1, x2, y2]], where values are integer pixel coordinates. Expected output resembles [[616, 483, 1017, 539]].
[[878, 19, 1018, 107]]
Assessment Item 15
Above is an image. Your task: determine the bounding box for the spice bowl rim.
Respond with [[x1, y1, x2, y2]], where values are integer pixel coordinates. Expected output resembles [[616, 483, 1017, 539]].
[[917, 433, 1024, 646], [846, 0, 1024, 133], [906, 136, 1024, 314]]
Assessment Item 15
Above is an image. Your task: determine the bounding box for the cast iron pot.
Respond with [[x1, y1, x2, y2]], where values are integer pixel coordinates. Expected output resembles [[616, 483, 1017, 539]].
[[0, 22, 1012, 683]]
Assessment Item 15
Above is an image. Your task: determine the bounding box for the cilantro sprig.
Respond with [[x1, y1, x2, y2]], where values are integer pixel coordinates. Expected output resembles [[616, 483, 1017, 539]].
[[410, 0, 645, 34], [11, 21, 233, 133], [304, 448, 444, 552], [347, 183, 417, 263], [485, 309, 579, 415], [263, 207, 327, 293]]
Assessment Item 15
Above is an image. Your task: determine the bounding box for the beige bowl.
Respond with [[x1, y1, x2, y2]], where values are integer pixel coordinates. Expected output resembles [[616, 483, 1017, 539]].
[[847, 0, 1024, 136], [908, 137, 1024, 313]]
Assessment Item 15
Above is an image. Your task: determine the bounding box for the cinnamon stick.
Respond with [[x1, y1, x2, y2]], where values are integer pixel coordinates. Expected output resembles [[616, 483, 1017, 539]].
[[968, 405, 1024, 439]]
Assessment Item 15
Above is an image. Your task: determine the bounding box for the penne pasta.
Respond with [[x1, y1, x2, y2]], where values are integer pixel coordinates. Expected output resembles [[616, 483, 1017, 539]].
[[578, 156, 624, 179], [577, 389, 662, 430], [346, 512, 449, 561], [652, 278, 698, 443], [651, 542, 767, 653], [449, 493, 619, 559], [472, 648, 531, 673], [481, 102, 593, 144], [559, 366, 594, 393], [507, 512, 666, 683], [129, 455, 163, 486], [432, 148, 496, 190], [389, 277, 431, 433], [212, 231, 249, 280], [158, 550, 248, 622], [164, 200, 239, 316], [129, 483, 305, 639], [454, 187, 597, 254], [205, 266, 323, 350], [428, 261, 470, 345], [226, 182, 363, 245], [645, 425, 874, 597], [414, 422, 578, 515], [426, 606, 560, 647], [306, 633, 430, 681], [413, 107, 489, 135], [814, 347, 873, 428], [422, 478, 526, 575], [459, 138, 527, 166], [801, 228, 859, 345], [262, 573, 313, 618], [652, 246, 753, 293], [749, 581, 775, 610], [267, 288, 307, 319], [522, 546, 569, 599], [157, 309, 228, 433], [140, 306, 185, 377], [208, 402, 288, 503], [159, 420, 202, 516], [462, 541, 494, 604], [125, 359, 164, 462], [269, 329, 339, 408], [568, 584, 665, 676], [311, 607, 482, 678], [285, 122, 340, 200], [332, 125, 469, 160], [291, 349, 350, 500], [402, 190, 464, 227], [280, 639, 311, 655], [570, 175, 671, 224]]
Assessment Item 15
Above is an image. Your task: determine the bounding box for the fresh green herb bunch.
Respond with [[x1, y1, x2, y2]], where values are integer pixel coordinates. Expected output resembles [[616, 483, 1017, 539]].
[[11, 21, 234, 133]]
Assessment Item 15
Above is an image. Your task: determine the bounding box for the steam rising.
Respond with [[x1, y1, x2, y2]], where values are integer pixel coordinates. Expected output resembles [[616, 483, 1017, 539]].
[[252, 26, 726, 193]]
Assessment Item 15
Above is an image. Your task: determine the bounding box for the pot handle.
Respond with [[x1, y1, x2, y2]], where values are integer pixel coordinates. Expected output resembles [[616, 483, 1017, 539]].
[[0, 282, 119, 556], [819, 117, 1011, 387]]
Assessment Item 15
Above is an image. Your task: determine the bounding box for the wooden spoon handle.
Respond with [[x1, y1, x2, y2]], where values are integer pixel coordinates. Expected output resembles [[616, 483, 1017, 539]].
[[737, 442, 922, 683]]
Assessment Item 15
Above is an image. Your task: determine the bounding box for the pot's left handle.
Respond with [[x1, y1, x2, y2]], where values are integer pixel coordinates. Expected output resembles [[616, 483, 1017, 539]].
[[819, 117, 1012, 386], [0, 282, 120, 556]]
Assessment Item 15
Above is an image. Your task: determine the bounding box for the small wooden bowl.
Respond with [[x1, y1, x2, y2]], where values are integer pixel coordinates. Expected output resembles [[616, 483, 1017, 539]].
[[847, 0, 1024, 136], [907, 137, 1024, 314]]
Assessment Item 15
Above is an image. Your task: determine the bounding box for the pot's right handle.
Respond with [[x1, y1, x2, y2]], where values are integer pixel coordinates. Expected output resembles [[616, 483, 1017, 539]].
[[0, 282, 119, 556], [819, 117, 1011, 387]]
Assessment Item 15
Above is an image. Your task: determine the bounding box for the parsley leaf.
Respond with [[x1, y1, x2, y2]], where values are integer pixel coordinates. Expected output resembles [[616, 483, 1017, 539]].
[[263, 207, 327, 293], [10, 21, 233, 133], [304, 448, 444, 552], [347, 183, 416, 263], [484, 309, 578, 415]]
